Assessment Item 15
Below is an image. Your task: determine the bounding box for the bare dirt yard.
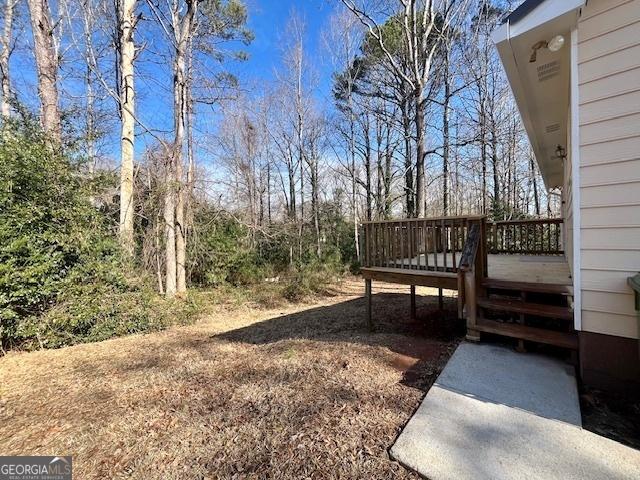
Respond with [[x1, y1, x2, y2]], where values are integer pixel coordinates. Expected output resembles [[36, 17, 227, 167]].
[[0, 279, 462, 479]]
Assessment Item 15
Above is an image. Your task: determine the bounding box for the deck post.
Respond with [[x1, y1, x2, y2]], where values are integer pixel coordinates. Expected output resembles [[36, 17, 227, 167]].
[[438, 288, 444, 310], [365, 278, 372, 330], [457, 271, 465, 319], [464, 269, 481, 342], [410, 285, 416, 320]]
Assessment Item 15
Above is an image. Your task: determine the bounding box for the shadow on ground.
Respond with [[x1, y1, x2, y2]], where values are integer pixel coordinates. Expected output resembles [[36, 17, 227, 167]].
[[214, 291, 465, 392], [0, 287, 468, 479]]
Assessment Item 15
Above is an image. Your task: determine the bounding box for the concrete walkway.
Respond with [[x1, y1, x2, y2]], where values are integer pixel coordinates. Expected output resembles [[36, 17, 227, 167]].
[[390, 343, 640, 479]]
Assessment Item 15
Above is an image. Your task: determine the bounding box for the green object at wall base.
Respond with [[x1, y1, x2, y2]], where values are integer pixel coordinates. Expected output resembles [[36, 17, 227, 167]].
[[629, 274, 640, 311], [628, 273, 640, 358]]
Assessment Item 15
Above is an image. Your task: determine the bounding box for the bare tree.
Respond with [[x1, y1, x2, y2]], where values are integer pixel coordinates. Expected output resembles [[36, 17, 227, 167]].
[[325, 6, 363, 258], [340, 0, 466, 217], [276, 11, 314, 258], [145, 0, 250, 296], [116, 0, 137, 253], [306, 111, 325, 257], [0, 0, 16, 118], [170, 0, 197, 295], [26, 0, 61, 142]]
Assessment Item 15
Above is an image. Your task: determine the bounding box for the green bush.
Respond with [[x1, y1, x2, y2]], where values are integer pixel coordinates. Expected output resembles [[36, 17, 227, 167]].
[[187, 200, 357, 296], [188, 209, 268, 286], [281, 261, 340, 302], [0, 123, 199, 350]]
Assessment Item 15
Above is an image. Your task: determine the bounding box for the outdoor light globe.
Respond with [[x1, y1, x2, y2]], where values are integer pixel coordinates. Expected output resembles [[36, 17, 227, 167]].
[[548, 35, 565, 52]]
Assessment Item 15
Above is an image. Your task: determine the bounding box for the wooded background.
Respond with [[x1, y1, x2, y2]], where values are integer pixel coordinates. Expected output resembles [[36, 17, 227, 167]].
[[0, 0, 560, 349]]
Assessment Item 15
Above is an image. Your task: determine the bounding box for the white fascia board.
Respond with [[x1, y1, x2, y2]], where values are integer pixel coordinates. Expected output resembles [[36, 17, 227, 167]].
[[508, 0, 586, 39], [491, 23, 509, 44]]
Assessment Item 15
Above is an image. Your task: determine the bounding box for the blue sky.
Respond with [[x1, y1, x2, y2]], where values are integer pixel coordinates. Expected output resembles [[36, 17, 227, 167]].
[[241, 0, 333, 86], [11, 0, 339, 162], [133, 0, 338, 159]]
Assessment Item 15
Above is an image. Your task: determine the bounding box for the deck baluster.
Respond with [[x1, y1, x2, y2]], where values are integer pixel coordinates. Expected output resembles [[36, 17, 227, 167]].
[[400, 222, 405, 269], [452, 220, 458, 271], [442, 218, 448, 271], [432, 220, 438, 271]]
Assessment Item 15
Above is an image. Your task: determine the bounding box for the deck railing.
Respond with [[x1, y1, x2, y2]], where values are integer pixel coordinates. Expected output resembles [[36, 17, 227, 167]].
[[487, 218, 563, 255], [458, 222, 487, 336], [361, 215, 486, 273], [362, 216, 564, 272]]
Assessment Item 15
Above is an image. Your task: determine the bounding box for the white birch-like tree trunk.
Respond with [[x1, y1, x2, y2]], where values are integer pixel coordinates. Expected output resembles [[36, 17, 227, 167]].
[[164, 150, 177, 297], [169, 0, 196, 296], [26, 0, 61, 142], [0, 0, 15, 118], [118, 0, 136, 254]]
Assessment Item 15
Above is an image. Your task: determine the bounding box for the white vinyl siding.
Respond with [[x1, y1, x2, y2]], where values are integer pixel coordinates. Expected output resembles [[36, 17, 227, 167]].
[[578, 0, 640, 339]]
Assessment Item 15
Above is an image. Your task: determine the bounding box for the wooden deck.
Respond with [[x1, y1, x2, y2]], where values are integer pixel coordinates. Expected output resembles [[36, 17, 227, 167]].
[[379, 253, 571, 286], [361, 216, 577, 351], [488, 254, 570, 284]]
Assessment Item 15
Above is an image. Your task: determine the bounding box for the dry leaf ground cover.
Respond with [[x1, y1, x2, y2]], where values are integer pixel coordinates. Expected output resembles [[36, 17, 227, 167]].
[[0, 279, 462, 479]]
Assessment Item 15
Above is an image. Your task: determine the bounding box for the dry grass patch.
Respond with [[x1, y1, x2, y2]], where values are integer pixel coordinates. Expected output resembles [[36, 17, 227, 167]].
[[0, 280, 462, 479]]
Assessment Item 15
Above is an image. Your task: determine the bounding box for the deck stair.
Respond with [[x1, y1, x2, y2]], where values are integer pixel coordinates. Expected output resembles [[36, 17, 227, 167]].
[[477, 297, 573, 320], [481, 278, 573, 296], [475, 278, 577, 350]]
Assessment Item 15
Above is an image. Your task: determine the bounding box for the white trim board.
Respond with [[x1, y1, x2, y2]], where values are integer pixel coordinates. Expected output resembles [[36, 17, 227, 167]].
[[492, 0, 586, 43], [570, 27, 582, 331]]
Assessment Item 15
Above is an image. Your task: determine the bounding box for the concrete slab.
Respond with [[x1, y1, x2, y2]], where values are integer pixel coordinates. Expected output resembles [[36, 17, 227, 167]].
[[390, 343, 640, 480], [436, 343, 581, 425]]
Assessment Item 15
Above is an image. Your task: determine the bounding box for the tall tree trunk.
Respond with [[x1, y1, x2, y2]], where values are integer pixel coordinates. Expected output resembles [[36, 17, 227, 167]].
[[480, 108, 487, 214], [27, 0, 61, 143], [384, 131, 392, 218], [164, 153, 177, 297], [363, 116, 373, 221], [0, 0, 14, 118], [288, 153, 296, 219], [85, 62, 95, 171], [415, 88, 426, 217], [172, 0, 196, 295], [186, 62, 195, 235], [491, 128, 500, 217], [298, 154, 304, 260], [80, 0, 96, 172], [174, 52, 187, 295], [155, 211, 164, 295], [118, 0, 136, 254], [266, 161, 272, 224], [442, 56, 451, 216], [376, 155, 383, 217], [530, 154, 540, 216], [310, 155, 320, 257], [402, 93, 414, 216], [348, 100, 359, 260]]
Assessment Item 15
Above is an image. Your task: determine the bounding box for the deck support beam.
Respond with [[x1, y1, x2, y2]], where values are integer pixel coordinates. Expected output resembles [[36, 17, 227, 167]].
[[365, 278, 372, 331], [410, 285, 416, 320]]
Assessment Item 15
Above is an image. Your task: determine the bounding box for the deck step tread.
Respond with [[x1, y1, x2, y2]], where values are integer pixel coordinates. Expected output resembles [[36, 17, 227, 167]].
[[476, 319, 578, 349], [482, 278, 573, 295], [477, 297, 573, 320]]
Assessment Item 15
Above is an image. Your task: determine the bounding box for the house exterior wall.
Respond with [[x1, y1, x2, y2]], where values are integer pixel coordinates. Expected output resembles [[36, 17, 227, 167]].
[[577, 0, 640, 339], [576, 0, 640, 392]]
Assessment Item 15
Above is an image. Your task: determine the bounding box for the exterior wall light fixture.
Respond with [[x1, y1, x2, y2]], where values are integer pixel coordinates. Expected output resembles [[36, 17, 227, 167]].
[[529, 35, 565, 63]]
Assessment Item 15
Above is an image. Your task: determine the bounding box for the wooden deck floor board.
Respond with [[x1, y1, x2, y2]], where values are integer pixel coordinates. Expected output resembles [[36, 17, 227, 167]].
[[380, 253, 571, 286]]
